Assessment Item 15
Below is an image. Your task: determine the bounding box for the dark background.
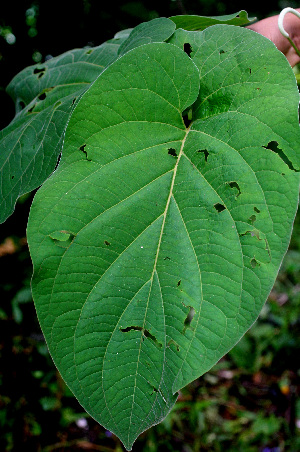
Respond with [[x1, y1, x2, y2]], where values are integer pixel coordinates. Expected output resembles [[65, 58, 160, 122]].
[[0, 1, 299, 451]]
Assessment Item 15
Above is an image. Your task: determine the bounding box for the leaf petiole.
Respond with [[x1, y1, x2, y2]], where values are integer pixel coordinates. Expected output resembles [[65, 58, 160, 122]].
[[278, 7, 300, 58]]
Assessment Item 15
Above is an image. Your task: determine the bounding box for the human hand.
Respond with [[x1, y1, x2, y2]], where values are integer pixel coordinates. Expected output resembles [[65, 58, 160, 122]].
[[246, 8, 300, 67]]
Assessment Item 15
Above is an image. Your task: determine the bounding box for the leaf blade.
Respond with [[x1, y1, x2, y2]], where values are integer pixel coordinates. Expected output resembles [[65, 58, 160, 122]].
[[27, 27, 300, 450]]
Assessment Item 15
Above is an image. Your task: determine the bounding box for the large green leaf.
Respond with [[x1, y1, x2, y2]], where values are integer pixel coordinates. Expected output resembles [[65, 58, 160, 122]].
[[27, 25, 300, 450], [170, 10, 255, 30]]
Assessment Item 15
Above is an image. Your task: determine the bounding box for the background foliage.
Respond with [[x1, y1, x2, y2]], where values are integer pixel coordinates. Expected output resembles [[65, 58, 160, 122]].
[[0, 1, 299, 451]]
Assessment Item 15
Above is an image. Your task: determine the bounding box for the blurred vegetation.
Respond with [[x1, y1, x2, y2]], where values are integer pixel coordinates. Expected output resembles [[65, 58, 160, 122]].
[[0, 1, 299, 451]]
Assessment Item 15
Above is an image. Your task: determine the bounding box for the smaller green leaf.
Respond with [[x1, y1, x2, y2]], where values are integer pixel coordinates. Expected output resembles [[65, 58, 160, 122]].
[[118, 17, 176, 55], [170, 10, 255, 31], [0, 42, 120, 224]]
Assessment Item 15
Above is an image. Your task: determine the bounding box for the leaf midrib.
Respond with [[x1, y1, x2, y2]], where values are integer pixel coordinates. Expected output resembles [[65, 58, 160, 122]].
[[127, 125, 191, 441]]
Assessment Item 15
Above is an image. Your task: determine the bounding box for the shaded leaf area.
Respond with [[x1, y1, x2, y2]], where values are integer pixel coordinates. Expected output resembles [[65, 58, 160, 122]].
[[0, 42, 120, 224], [1, 199, 299, 452], [27, 26, 300, 449], [169, 10, 255, 30]]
